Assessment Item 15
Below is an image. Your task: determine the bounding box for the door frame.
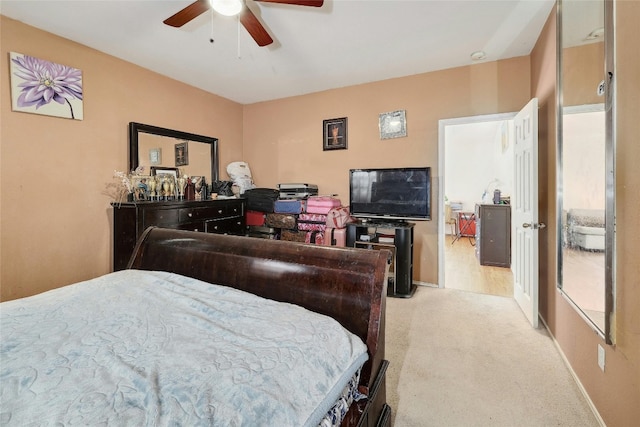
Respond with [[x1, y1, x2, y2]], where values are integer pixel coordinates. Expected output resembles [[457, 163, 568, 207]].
[[437, 112, 516, 289]]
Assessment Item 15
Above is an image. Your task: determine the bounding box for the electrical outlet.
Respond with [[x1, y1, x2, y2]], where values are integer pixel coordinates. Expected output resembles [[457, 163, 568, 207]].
[[598, 344, 606, 372]]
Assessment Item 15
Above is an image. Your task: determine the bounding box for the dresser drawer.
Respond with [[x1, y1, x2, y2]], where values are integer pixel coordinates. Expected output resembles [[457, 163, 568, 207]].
[[226, 202, 243, 217], [143, 208, 180, 226], [179, 203, 242, 222], [175, 221, 207, 233], [205, 217, 245, 234]]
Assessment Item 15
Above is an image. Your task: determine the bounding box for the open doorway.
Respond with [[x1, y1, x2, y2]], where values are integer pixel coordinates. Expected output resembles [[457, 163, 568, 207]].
[[438, 113, 515, 297]]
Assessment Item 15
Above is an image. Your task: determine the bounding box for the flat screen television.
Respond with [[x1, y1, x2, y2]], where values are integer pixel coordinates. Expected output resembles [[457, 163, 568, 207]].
[[349, 167, 431, 221]]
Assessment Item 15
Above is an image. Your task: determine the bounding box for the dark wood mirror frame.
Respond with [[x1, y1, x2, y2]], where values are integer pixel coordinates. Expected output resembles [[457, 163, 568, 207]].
[[128, 122, 219, 183]]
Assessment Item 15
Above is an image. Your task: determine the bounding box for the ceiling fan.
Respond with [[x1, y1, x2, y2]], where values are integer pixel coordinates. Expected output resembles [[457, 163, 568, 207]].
[[163, 0, 324, 47]]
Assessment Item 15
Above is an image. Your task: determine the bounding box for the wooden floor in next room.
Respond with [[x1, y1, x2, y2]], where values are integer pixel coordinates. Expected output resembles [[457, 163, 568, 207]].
[[444, 234, 514, 297]]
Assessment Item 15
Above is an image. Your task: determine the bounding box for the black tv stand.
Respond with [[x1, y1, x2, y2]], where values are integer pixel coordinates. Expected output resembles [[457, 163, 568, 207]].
[[359, 218, 410, 227], [346, 220, 416, 298]]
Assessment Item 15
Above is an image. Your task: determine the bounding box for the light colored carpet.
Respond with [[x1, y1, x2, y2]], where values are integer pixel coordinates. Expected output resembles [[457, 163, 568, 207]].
[[385, 286, 600, 427]]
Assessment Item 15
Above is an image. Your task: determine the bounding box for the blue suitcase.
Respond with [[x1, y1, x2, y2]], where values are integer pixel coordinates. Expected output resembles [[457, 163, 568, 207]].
[[274, 199, 305, 214]]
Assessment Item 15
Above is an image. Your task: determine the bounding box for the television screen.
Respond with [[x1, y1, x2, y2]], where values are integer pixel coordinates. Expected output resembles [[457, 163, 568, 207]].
[[349, 167, 431, 221]]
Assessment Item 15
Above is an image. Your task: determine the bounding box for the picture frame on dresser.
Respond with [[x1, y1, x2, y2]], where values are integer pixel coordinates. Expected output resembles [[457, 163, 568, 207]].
[[150, 166, 178, 179], [150, 167, 179, 199], [131, 175, 151, 201]]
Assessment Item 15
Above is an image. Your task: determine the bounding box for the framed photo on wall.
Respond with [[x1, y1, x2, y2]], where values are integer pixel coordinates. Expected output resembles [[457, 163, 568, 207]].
[[379, 110, 407, 139], [323, 117, 348, 151]]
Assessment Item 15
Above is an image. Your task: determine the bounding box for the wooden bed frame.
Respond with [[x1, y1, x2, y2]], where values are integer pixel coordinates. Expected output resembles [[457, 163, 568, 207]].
[[128, 227, 392, 427]]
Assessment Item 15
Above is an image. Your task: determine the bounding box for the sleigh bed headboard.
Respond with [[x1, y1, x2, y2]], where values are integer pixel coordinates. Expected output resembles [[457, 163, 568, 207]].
[[127, 227, 389, 394]]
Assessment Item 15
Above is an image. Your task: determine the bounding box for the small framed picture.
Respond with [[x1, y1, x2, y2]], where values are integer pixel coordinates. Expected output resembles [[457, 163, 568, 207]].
[[379, 110, 407, 139], [175, 141, 189, 166], [151, 166, 178, 179], [149, 148, 162, 165], [323, 117, 348, 151], [131, 175, 151, 201]]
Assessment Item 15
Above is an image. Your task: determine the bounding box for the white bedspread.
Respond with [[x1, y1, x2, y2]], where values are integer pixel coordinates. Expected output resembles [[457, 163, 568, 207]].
[[0, 270, 368, 426]]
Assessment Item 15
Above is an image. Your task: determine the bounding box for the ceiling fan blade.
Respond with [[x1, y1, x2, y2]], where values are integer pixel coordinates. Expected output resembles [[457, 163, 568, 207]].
[[163, 0, 211, 27], [240, 7, 274, 47], [255, 0, 324, 6]]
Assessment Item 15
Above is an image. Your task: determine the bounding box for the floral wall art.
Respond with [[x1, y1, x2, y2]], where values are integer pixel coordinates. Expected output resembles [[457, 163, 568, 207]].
[[9, 52, 83, 120]]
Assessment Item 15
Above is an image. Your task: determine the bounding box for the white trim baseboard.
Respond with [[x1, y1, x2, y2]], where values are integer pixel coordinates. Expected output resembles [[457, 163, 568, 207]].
[[413, 281, 437, 288], [539, 316, 606, 427]]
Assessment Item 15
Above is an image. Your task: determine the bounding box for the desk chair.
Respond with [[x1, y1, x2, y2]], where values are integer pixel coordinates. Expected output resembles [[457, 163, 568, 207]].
[[444, 204, 457, 236], [451, 211, 476, 245]]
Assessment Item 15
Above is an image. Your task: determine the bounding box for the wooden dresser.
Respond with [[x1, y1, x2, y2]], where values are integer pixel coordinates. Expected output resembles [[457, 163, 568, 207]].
[[112, 199, 245, 270]]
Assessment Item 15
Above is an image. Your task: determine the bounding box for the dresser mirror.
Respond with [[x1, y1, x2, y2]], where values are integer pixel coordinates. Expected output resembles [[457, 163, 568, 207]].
[[556, 0, 615, 342], [129, 122, 219, 185]]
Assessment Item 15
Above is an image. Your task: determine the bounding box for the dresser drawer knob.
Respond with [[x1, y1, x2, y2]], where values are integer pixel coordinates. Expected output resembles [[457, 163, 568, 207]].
[[218, 209, 223, 214], [188, 213, 193, 218]]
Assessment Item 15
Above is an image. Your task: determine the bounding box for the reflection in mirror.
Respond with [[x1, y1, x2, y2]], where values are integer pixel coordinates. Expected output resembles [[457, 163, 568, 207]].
[[561, 105, 605, 329], [557, 0, 614, 341], [137, 133, 212, 181], [128, 122, 219, 185]]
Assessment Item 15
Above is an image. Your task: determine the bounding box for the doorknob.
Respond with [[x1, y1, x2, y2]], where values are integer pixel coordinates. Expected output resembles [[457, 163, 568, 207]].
[[522, 222, 546, 230]]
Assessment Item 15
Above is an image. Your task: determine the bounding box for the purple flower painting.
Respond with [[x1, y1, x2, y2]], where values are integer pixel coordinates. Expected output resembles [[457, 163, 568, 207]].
[[9, 52, 83, 120]]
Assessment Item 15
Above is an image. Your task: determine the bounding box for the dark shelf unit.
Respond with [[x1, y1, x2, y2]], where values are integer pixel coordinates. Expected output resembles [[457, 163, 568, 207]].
[[475, 204, 511, 267], [347, 221, 415, 298]]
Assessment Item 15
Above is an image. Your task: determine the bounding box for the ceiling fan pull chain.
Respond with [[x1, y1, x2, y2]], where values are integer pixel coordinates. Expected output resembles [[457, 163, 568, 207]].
[[237, 16, 242, 59], [209, 9, 215, 44]]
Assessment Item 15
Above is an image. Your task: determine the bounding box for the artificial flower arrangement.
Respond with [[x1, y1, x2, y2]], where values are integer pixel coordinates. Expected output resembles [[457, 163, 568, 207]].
[[107, 166, 145, 204]]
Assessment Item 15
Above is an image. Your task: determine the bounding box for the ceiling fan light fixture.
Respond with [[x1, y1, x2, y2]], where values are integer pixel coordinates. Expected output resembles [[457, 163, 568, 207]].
[[210, 0, 243, 17], [585, 27, 604, 40], [470, 50, 486, 61]]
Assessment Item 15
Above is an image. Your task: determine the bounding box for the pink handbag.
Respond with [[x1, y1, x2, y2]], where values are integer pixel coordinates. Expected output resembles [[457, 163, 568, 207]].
[[306, 196, 341, 214], [326, 206, 354, 229], [298, 213, 327, 231]]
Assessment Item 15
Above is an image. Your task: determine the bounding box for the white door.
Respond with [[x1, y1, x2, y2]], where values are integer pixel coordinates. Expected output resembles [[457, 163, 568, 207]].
[[513, 98, 540, 328]]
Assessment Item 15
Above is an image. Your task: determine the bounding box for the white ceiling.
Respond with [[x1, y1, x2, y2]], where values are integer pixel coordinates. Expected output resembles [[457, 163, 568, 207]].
[[1, 0, 556, 105]]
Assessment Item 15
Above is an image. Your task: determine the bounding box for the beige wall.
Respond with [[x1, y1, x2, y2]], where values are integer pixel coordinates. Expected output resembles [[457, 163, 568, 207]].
[[563, 42, 605, 106], [531, 4, 640, 426], [243, 58, 531, 284], [0, 16, 244, 300], [2, 3, 639, 425]]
